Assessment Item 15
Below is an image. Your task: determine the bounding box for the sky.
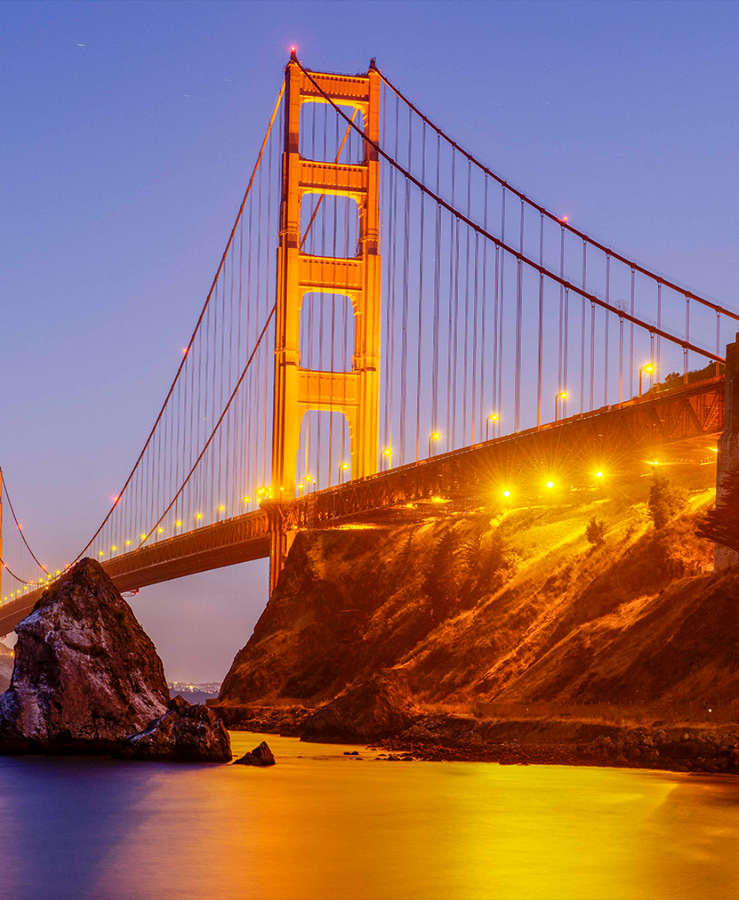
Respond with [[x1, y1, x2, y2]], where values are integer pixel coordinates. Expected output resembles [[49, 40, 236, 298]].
[[1, 1, 738, 682]]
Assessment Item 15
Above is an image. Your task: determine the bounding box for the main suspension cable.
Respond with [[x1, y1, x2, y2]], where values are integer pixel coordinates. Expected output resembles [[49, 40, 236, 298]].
[[71, 83, 285, 566], [376, 64, 737, 321], [296, 60, 724, 364], [138, 304, 277, 548], [1, 470, 48, 573]]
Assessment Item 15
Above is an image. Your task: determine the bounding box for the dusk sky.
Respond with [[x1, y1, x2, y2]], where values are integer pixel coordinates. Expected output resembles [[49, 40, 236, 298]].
[[2, 0, 738, 682]]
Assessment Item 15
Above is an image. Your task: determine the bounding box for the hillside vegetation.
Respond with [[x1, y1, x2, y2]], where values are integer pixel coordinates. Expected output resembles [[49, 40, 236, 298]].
[[218, 465, 738, 769]]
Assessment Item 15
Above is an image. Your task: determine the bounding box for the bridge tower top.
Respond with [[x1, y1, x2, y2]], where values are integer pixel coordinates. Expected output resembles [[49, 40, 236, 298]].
[[271, 57, 382, 498]]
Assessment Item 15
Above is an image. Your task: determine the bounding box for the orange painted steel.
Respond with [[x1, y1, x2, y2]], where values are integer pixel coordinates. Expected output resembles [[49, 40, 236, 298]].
[[271, 57, 382, 499], [0, 376, 723, 637]]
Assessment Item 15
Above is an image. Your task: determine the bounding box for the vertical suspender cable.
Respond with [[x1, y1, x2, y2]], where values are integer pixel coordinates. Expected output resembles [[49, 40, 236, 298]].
[[604, 255, 610, 406], [537, 213, 544, 426], [514, 197, 524, 431], [415, 122, 426, 461], [480, 177, 488, 434]]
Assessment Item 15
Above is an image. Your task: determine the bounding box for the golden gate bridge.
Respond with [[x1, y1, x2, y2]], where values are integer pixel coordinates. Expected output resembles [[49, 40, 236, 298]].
[[0, 52, 733, 631]]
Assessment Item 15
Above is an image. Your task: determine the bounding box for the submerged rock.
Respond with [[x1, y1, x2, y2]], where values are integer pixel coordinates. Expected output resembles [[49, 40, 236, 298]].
[[234, 740, 275, 766], [121, 695, 232, 762], [0, 558, 169, 754]]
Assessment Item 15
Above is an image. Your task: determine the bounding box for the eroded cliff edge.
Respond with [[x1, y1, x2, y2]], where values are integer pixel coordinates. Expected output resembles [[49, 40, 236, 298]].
[[217, 474, 738, 772]]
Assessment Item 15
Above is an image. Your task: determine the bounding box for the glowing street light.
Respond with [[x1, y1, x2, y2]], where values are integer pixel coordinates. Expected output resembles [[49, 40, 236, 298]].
[[502, 489, 511, 499], [545, 480, 555, 490], [639, 361, 655, 396], [554, 391, 568, 422], [382, 447, 392, 470], [428, 431, 441, 458], [486, 412, 499, 441], [338, 461, 350, 483]]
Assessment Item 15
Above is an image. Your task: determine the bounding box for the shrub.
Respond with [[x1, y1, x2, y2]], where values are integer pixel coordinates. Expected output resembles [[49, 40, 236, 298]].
[[585, 517, 606, 546], [648, 473, 687, 529]]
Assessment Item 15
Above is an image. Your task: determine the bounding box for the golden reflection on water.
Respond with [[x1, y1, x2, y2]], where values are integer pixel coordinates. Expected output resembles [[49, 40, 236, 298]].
[[3, 732, 736, 900]]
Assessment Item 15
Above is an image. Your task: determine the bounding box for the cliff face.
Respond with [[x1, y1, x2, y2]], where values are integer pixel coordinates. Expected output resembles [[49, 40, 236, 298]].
[[220, 471, 737, 730]]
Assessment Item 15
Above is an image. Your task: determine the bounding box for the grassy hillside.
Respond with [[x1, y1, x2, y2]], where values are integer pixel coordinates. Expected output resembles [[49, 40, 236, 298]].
[[220, 462, 736, 731]]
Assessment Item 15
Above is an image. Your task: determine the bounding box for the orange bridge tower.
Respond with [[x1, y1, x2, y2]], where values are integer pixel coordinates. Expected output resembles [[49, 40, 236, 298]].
[[271, 54, 382, 498]]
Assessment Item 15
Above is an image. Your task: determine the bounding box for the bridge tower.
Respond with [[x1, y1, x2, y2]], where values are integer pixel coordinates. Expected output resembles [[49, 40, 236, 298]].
[[271, 54, 382, 499]]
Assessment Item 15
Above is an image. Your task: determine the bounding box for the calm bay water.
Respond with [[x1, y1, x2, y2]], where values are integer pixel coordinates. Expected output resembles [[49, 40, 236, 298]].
[[0, 731, 736, 900]]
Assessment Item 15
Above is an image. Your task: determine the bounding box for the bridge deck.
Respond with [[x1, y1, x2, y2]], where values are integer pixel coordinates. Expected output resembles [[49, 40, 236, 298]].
[[0, 376, 723, 636]]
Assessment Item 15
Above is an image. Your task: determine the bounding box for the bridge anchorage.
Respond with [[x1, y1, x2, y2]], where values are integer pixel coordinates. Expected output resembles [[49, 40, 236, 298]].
[[1, 53, 737, 632]]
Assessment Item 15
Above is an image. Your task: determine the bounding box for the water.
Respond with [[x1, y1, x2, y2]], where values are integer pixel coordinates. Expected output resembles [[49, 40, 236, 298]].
[[0, 732, 736, 900]]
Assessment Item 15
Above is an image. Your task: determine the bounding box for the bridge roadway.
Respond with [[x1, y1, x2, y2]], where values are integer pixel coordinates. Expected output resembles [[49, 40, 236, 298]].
[[0, 375, 723, 636]]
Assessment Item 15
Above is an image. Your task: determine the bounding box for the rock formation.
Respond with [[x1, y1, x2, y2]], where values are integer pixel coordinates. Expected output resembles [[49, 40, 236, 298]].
[[0, 642, 13, 694], [301, 672, 414, 742], [234, 739, 275, 766], [0, 558, 170, 754], [121, 695, 232, 762]]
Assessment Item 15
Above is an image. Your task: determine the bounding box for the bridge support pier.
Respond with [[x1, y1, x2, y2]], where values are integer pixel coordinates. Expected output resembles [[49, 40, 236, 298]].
[[264, 502, 298, 593], [715, 333, 739, 570]]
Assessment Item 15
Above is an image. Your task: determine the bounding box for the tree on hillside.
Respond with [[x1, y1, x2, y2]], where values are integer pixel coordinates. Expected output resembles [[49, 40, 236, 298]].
[[697, 465, 739, 553], [648, 472, 687, 529], [585, 517, 606, 546]]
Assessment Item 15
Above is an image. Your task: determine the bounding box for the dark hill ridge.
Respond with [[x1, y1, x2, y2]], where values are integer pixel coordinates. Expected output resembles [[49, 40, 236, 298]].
[[217, 469, 739, 772]]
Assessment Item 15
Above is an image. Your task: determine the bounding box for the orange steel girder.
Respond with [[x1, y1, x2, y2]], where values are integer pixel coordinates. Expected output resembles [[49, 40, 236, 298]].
[[271, 59, 382, 499]]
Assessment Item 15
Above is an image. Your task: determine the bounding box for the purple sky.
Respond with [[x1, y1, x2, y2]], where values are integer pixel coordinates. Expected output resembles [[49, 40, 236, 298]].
[[1, 1, 737, 681]]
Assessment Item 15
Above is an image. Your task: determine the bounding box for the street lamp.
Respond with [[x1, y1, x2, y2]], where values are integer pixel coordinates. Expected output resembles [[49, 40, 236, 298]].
[[428, 431, 441, 458], [554, 390, 568, 422], [382, 447, 392, 470], [639, 361, 655, 396], [486, 412, 499, 441], [338, 461, 350, 483]]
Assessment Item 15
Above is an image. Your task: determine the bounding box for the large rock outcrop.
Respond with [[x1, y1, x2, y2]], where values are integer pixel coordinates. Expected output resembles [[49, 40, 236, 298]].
[[121, 695, 231, 762], [0, 643, 13, 693], [0, 558, 169, 753], [301, 672, 415, 742]]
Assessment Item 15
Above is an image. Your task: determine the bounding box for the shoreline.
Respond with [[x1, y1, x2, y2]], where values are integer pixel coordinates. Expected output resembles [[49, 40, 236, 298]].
[[214, 704, 739, 775]]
